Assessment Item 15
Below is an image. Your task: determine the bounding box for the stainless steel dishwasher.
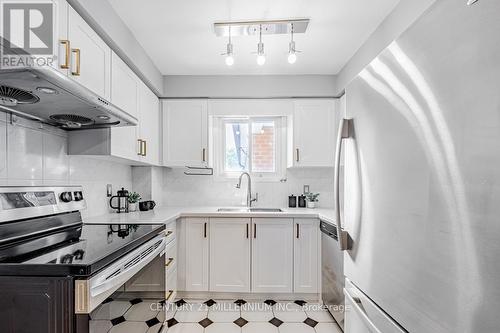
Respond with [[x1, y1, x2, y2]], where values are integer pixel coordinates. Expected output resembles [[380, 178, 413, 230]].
[[321, 220, 345, 330]]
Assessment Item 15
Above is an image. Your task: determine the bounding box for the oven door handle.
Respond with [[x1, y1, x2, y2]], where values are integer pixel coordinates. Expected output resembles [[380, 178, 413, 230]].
[[90, 236, 166, 297]]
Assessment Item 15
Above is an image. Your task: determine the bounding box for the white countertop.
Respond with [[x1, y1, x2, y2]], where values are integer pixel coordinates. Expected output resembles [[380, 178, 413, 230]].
[[84, 206, 336, 226]]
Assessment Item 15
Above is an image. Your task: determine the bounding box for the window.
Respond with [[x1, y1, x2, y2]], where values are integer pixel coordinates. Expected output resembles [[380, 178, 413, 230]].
[[214, 116, 285, 180]]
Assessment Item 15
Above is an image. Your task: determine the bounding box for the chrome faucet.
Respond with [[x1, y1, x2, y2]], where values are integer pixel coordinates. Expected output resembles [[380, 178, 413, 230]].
[[236, 172, 258, 207]]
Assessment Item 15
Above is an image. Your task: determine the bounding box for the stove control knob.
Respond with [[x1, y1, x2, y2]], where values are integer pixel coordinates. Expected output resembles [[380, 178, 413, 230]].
[[60, 192, 73, 203], [73, 249, 85, 260], [73, 191, 83, 202], [61, 254, 74, 264]]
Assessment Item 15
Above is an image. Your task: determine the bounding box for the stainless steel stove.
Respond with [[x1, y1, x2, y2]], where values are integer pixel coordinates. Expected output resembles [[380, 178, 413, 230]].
[[0, 186, 166, 333]]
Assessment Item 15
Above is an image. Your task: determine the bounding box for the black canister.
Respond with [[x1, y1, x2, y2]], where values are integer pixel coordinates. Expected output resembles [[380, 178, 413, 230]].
[[288, 195, 297, 208], [298, 195, 306, 208]]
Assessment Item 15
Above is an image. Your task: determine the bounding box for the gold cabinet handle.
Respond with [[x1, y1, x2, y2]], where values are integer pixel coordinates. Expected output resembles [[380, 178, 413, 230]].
[[165, 290, 174, 301], [71, 48, 81, 76], [60, 40, 70, 69], [142, 140, 147, 156], [202, 148, 206, 162], [165, 257, 174, 267], [296, 148, 300, 162], [137, 139, 143, 156]]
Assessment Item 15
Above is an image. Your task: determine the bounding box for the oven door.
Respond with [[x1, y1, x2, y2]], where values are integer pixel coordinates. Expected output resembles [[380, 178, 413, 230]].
[[75, 234, 166, 315]]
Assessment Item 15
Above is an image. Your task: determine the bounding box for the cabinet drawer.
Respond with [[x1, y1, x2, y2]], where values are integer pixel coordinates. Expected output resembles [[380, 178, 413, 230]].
[[165, 240, 177, 274], [165, 222, 176, 244], [165, 267, 177, 303]]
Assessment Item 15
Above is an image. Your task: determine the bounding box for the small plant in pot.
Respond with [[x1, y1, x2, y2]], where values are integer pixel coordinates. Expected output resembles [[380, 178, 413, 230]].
[[128, 192, 141, 212], [305, 192, 320, 208]]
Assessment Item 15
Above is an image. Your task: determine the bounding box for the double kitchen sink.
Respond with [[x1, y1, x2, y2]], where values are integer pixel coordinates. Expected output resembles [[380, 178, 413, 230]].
[[217, 208, 283, 212]]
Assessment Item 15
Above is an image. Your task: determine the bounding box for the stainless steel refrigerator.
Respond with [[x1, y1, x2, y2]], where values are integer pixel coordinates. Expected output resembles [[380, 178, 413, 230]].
[[336, 0, 500, 332]]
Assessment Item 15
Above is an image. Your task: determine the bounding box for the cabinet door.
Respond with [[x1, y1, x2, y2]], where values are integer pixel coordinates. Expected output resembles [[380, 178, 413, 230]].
[[0, 115, 6, 179], [291, 99, 336, 167], [109, 52, 139, 161], [185, 218, 209, 291], [251, 218, 293, 293], [162, 100, 208, 167], [294, 218, 319, 293], [138, 81, 160, 165], [68, 5, 111, 99], [210, 218, 251, 292], [54, 0, 69, 75], [0, 276, 73, 333]]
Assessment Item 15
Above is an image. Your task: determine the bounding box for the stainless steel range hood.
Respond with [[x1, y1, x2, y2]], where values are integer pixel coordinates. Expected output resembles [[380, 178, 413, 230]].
[[0, 66, 137, 129]]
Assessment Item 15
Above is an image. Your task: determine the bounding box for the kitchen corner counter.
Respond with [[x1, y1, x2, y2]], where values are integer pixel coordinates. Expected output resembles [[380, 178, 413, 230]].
[[83, 206, 337, 226]]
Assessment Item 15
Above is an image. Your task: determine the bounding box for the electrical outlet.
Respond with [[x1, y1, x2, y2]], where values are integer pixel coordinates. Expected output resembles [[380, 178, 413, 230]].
[[303, 185, 310, 194], [106, 184, 113, 197]]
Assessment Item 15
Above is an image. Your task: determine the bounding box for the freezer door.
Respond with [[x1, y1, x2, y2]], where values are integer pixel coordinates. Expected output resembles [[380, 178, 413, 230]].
[[344, 279, 406, 333], [343, 0, 500, 332]]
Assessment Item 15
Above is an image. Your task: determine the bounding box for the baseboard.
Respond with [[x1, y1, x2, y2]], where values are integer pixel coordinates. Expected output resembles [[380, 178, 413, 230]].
[[176, 291, 321, 302]]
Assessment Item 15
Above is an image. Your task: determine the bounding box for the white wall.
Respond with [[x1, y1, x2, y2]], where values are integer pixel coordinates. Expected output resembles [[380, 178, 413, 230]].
[[160, 167, 334, 208], [0, 112, 133, 218], [336, 0, 437, 92], [68, 0, 164, 95], [163, 75, 338, 98]]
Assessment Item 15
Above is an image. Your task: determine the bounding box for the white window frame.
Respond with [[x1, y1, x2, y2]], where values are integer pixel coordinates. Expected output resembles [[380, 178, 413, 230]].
[[212, 116, 286, 181]]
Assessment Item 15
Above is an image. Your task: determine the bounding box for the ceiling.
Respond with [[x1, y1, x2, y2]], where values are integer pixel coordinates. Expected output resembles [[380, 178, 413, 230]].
[[108, 0, 400, 76]]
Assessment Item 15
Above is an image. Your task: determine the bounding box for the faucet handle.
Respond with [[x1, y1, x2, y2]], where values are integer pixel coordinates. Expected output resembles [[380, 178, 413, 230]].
[[236, 184, 241, 189], [251, 193, 258, 203]]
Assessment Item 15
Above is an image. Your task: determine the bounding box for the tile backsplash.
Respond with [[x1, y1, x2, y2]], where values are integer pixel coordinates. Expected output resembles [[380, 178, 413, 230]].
[[160, 167, 334, 208], [0, 112, 334, 218], [0, 113, 132, 218]]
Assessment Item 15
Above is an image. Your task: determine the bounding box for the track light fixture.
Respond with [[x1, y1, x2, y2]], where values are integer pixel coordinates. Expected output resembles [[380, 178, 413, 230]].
[[214, 19, 309, 67]]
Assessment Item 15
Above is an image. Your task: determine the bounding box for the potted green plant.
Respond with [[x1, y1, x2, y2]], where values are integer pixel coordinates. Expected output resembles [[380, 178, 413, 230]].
[[305, 192, 320, 209], [128, 192, 141, 212]]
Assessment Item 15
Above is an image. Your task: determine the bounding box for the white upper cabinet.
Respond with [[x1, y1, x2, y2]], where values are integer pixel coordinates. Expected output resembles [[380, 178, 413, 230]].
[[293, 218, 319, 293], [138, 81, 160, 165], [110, 52, 139, 161], [67, 4, 111, 99], [209, 218, 251, 292], [110, 52, 138, 118], [54, 0, 69, 75], [0, 115, 7, 179], [162, 100, 208, 167], [251, 218, 294, 293], [288, 99, 337, 167], [69, 52, 160, 165], [184, 218, 209, 292]]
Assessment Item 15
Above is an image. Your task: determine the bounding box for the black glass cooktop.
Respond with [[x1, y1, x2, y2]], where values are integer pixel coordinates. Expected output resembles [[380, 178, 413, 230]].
[[0, 222, 165, 277]]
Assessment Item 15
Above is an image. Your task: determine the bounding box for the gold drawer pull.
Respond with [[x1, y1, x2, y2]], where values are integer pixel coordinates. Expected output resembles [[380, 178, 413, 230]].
[[165, 257, 174, 267], [165, 290, 174, 301], [71, 48, 80, 76], [137, 139, 143, 155], [60, 40, 70, 69]]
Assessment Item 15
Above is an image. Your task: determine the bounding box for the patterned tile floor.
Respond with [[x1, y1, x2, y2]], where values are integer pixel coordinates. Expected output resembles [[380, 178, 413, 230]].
[[89, 298, 343, 333], [166, 299, 343, 333]]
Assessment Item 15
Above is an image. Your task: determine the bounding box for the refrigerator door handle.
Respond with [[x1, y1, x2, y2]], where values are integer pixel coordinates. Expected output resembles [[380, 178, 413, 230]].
[[344, 287, 382, 333], [334, 118, 352, 250]]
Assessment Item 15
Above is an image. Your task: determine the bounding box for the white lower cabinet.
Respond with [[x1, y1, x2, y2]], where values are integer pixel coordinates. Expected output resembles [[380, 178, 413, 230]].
[[185, 218, 209, 291], [294, 218, 320, 293], [180, 217, 319, 294], [209, 218, 251, 292], [166, 267, 178, 303], [251, 218, 294, 293]]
